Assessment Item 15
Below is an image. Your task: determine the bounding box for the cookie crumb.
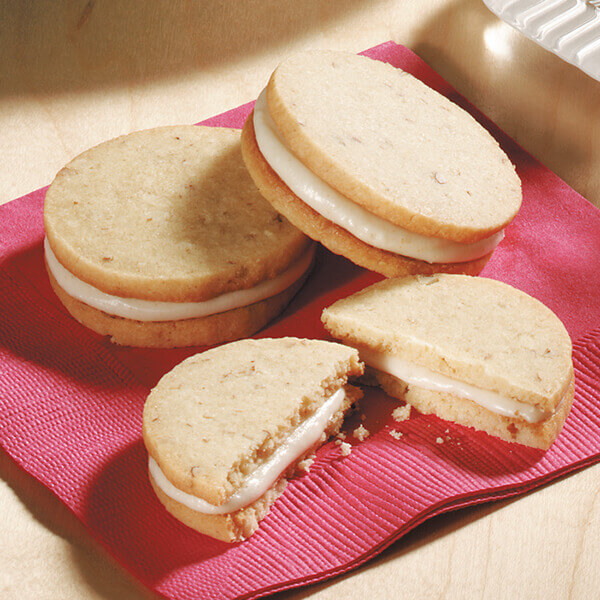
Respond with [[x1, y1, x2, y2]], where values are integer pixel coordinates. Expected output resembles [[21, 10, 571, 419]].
[[353, 424, 370, 441], [389, 429, 403, 440], [336, 432, 347, 440], [297, 457, 314, 473], [422, 276, 439, 285], [392, 405, 411, 422], [339, 442, 352, 456], [436, 437, 444, 444]]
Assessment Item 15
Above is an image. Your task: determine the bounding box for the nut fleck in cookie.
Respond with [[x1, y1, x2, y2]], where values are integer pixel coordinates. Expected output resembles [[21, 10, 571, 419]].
[[142, 338, 363, 542], [241, 51, 522, 277], [44, 126, 314, 347], [322, 275, 574, 449]]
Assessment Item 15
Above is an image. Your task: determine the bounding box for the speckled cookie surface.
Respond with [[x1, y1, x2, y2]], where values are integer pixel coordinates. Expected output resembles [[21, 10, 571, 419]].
[[265, 50, 521, 242], [322, 275, 573, 412], [142, 338, 363, 507], [44, 126, 310, 302], [241, 116, 491, 278]]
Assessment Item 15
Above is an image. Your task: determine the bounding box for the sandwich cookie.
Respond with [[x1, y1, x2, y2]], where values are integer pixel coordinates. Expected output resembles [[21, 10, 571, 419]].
[[241, 50, 522, 278], [142, 337, 363, 542], [44, 126, 313, 347], [322, 275, 574, 449]]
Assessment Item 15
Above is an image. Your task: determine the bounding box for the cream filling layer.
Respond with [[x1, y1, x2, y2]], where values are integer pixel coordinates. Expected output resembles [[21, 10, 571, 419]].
[[253, 89, 504, 264], [44, 237, 314, 322], [360, 348, 554, 423], [148, 387, 347, 515]]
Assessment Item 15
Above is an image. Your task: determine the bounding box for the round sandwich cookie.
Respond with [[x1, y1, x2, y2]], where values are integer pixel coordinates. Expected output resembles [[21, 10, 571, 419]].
[[142, 337, 364, 542], [44, 126, 314, 348], [241, 50, 522, 278], [322, 275, 574, 450]]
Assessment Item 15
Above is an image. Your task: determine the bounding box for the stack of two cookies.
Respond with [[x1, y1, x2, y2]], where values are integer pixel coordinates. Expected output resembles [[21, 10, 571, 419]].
[[241, 50, 521, 278], [44, 126, 315, 349], [321, 275, 574, 451]]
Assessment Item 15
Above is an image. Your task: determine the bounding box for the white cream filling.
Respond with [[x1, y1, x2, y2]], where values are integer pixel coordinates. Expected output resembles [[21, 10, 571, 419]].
[[44, 237, 314, 322], [360, 348, 553, 424], [253, 89, 504, 264], [148, 387, 347, 515]]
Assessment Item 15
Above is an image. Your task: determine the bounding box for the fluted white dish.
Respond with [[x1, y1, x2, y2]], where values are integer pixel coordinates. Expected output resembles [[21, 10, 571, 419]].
[[483, 0, 600, 81]]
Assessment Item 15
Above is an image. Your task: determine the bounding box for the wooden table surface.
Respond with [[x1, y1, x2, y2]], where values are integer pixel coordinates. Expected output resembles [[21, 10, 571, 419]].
[[1, 1, 599, 598]]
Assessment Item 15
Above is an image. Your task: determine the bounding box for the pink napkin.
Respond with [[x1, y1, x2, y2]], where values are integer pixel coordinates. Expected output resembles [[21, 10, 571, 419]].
[[2, 42, 600, 600]]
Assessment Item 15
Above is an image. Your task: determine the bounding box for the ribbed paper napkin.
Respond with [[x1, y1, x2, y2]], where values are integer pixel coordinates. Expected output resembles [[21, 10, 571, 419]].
[[2, 42, 600, 600]]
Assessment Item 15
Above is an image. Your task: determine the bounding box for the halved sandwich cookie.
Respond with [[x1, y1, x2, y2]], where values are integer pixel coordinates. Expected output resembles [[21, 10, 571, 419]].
[[142, 337, 363, 542], [44, 126, 314, 347], [322, 275, 574, 449], [242, 50, 521, 278]]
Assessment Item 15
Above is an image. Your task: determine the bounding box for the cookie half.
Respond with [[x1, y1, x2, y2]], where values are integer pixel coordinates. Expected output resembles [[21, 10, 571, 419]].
[[241, 51, 521, 277], [322, 275, 574, 449], [44, 126, 313, 347], [142, 338, 363, 542]]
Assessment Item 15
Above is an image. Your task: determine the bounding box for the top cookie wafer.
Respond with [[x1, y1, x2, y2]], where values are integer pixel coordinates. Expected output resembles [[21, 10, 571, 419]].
[[44, 126, 310, 302], [266, 51, 521, 242], [322, 275, 573, 413]]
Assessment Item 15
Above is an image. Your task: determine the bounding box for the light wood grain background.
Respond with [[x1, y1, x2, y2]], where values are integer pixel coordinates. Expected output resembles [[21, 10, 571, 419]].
[[1, 1, 599, 598]]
